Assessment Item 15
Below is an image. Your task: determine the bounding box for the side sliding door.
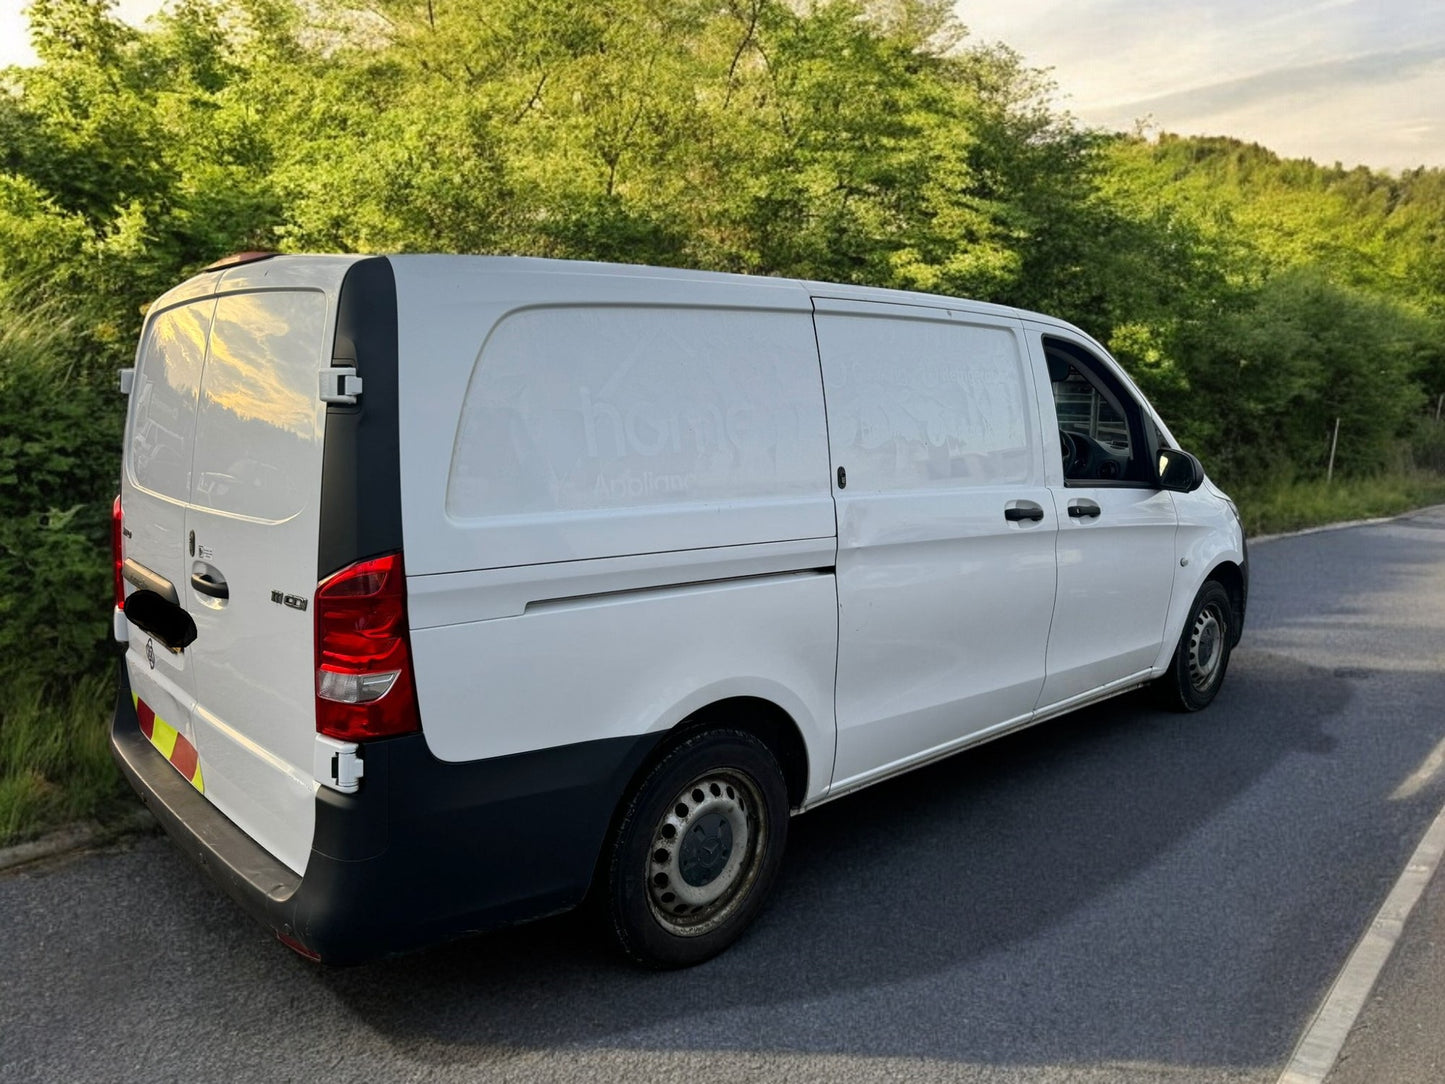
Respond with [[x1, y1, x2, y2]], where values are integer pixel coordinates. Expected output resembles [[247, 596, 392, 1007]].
[[814, 298, 1059, 792]]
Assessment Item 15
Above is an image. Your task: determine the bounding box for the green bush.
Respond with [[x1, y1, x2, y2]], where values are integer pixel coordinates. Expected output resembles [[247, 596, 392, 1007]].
[[0, 310, 123, 687], [1409, 417, 1445, 474]]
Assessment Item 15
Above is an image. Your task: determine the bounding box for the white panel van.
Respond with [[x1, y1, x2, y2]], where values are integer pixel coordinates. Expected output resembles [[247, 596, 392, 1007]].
[[111, 254, 1247, 967]]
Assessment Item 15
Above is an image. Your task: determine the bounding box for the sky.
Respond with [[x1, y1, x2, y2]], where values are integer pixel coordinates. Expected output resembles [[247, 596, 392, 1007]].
[[959, 0, 1445, 172], [0, 0, 1441, 172]]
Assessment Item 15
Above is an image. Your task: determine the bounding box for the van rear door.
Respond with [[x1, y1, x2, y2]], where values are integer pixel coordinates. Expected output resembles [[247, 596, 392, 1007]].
[[182, 289, 333, 875], [121, 297, 215, 790]]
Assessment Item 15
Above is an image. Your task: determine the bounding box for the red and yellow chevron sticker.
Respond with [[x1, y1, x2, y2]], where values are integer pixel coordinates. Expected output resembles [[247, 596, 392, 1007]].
[[133, 693, 205, 794]]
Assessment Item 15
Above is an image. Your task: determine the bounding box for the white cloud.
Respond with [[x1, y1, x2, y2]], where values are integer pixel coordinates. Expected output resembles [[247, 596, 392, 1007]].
[[956, 0, 1445, 171]]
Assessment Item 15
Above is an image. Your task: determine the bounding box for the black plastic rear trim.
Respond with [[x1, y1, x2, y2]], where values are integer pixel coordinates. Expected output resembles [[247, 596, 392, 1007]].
[[111, 661, 663, 965], [318, 256, 403, 581]]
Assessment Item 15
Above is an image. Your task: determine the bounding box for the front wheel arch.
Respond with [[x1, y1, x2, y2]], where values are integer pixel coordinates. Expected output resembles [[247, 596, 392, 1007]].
[[1204, 560, 1247, 646]]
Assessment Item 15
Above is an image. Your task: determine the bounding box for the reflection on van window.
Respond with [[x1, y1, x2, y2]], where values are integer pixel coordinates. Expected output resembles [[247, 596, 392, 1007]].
[[814, 313, 1032, 492], [129, 300, 213, 501], [447, 306, 830, 519], [191, 291, 327, 522]]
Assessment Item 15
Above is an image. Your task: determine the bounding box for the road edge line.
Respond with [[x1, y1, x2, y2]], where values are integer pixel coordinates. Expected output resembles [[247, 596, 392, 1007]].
[[1275, 796, 1445, 1084], [1249, 503, 1445, 546]]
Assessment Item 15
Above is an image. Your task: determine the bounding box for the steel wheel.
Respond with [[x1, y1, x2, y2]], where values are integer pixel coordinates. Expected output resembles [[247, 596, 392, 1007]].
[[1188, 601, 1227, 692], [605, 728, 789, 968], [645, 768, 767, 937]]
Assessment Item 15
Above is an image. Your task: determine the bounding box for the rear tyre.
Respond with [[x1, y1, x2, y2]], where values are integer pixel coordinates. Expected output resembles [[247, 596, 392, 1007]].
[[604, 728, 789, 968], [1158, 580, 1234, 712]]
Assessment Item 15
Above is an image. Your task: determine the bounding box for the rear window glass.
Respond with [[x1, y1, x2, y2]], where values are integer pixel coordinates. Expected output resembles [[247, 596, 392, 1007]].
[[129, 300, 214, 501], [190, 291, 328, 522], [447, 305, 829, 519]]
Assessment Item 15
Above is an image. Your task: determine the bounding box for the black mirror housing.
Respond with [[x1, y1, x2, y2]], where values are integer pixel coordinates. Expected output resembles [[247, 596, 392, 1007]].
[[1157, 448, 1205, 493]]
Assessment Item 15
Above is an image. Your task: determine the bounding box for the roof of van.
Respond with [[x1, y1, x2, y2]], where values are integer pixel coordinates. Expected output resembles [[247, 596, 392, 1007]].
[[393, 252, 1062, 322], [149, 252, 1089, 343]]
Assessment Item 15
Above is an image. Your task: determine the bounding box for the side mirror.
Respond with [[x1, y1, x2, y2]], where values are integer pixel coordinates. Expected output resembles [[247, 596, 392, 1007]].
[[1157, 448, 1205, 493]]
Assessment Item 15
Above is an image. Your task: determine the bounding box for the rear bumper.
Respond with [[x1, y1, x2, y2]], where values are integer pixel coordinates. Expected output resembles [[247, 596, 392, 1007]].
[[110, 664, 660, 964]]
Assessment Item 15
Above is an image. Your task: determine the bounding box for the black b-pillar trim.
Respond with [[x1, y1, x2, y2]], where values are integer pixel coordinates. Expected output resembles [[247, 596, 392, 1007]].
[[318, 256, 403, 582]]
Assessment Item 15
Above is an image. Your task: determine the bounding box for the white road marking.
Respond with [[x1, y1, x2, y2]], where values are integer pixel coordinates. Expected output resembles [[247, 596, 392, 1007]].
[[1276, 797, 1445, 1084], [1391, 735, 1445, 801]]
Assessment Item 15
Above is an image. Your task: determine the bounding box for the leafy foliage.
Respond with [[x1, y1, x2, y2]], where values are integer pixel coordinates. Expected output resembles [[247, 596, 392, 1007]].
[[0, 311, 120, 685]]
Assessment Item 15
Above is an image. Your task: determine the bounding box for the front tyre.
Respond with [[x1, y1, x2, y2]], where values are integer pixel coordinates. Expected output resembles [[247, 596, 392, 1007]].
[[1158, 580, 1235, 712], [605, 729, 789, 968]]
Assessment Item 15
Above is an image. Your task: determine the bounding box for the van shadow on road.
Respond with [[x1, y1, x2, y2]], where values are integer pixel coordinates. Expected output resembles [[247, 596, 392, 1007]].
[[319, 647, 1350, 1066]]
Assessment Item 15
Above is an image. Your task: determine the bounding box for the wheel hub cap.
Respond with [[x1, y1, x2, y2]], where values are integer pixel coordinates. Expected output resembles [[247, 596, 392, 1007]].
[[646, 769, 765, 937], [679, 812, 734, 886]]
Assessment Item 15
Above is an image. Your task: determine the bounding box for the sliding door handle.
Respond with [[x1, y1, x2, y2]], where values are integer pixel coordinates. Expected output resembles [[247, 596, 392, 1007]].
[[1004, 501, 1045, 523]]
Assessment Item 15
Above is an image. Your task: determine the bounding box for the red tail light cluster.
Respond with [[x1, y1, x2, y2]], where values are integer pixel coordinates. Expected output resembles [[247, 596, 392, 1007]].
[[314, 552, 422, 741], [112, 495, 125, 610]]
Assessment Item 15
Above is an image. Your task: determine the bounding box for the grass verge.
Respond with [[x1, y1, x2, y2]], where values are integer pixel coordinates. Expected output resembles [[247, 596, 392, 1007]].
[[0, 671, 128, 847], [1232, 471, 1445, 537]]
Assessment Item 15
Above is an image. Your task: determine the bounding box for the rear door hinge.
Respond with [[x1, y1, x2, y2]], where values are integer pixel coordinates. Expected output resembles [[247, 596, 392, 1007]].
[[314, 734, 364, 793], [319, 366, 363, 405]]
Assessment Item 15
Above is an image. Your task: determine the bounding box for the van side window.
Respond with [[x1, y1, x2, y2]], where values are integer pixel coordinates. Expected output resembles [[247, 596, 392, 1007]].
[[447, 306, 829, 519], [129, 300, 214, 502], [190, 291, 328, 521], [1044, 338, 1152, 485], [813, 313, 1033, 491]]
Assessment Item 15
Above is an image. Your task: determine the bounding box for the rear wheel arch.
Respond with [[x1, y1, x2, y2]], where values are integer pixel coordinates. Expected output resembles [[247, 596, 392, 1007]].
[[588, 697, 809, 898], [662, 697, 809, 811]]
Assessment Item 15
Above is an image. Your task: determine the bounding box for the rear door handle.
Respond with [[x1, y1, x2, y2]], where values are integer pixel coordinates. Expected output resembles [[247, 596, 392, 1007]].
[[190, 572, 229, 600], [1004, 501, 1045, 523], [122, 559, 178, 606], [1068, 500, 1102, 519]]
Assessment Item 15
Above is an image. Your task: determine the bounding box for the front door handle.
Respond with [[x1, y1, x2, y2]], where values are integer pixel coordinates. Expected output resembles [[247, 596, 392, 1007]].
[[1068, 500, 1102, 519], [1004, 501, 1045, 523], [191, 571, 229, 600]]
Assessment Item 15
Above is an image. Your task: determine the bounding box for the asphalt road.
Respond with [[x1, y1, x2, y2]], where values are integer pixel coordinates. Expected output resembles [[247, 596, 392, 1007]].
[[5, 508, 1445, 1084]]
